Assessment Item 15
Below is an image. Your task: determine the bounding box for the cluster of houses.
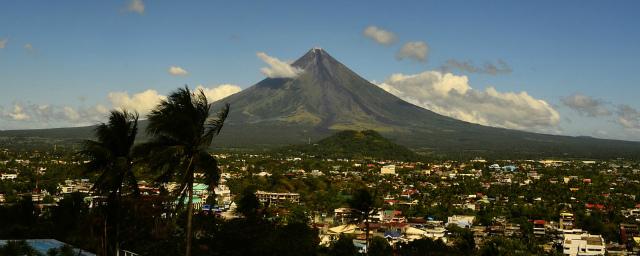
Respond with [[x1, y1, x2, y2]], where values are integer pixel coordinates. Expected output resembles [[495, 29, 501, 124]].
[[3, 149, 640, 255]]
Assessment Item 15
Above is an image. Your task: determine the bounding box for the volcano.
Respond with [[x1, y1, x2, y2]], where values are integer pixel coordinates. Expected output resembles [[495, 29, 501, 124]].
[[3, 48, 640, 158], [208, 48, 640, 158]]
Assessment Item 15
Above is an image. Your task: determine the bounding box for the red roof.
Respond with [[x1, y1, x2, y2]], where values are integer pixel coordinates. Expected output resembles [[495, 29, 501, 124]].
[[533, 220, 546, 225]]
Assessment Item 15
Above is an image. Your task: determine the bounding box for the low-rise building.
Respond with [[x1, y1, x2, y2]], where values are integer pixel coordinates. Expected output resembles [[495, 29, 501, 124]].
[[380, 165, 396, 175], [562, 233, 605, 256], [255, 190, 300, 205], [0, 173, 18, 180], [560, 211, 575, 230], [533, 220, 546, 236], [447, 215, 475, 228]]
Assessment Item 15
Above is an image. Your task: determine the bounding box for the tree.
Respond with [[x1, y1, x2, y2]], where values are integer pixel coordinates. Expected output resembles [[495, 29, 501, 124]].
[[349, 187, 376, 253], [237, 187, 261, 219], [81, 110, 139, 255], [368, 236, 392, 256], [142, 86, 229, 256], [397, 238, 455, 256], [329, 234, 358, 256]]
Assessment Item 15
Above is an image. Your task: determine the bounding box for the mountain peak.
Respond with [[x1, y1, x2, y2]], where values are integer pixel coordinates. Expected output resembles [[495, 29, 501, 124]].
[[292, 47, 357, 82]]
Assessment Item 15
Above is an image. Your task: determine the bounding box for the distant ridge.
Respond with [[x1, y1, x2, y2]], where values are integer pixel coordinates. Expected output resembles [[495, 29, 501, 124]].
[[3, 48, 640, 159]]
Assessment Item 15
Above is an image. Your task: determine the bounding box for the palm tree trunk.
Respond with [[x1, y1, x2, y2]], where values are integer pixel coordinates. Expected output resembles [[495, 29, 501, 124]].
[[365, 217, 370, 255], [103, 217, 108, 256], [115, 188, 121, 256], [185, 181, 194, 256], [185, 156, 196, 256]]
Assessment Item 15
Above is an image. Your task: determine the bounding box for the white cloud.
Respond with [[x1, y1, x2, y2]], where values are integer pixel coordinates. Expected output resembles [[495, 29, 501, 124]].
[[168, 66, 189, 76], [396, 41, 428, 62], [8, 104, 30, 121], [195, 84, 242, 102], [256, 52, 304, 78], [376, 70, 561, 132], [363, 26, 397, 45], [561, 93, 611, 117], [0, 39, 7, 49], [125, 0, 145, 14], [108, 89, 166, 115]]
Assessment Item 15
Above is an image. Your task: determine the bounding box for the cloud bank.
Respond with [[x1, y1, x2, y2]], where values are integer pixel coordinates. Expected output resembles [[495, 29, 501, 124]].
[[376, 70, 560, 132], [108, 89, 166, 115], [195, 84, 242, 102], [256, 52, 303, 78], [363, 26, 397, 45], [0, 84, 242, 129]]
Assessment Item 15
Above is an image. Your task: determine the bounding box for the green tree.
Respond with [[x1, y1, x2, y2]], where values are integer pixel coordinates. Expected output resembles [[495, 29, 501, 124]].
[[368, 236, 392, 256], [142, 86, 229, 256], [80, 110, 139, 255], [237, 187, 261, 219], [329, 234, 358, 256], [397, 238, 455, 256]]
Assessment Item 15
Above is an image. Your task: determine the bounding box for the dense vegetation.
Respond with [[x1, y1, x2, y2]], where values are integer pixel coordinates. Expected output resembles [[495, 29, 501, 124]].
[[281, 130, 419, 161]]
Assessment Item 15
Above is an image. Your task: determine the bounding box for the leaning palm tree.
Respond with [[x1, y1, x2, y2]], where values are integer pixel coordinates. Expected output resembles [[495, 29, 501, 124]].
[[81, 110, 139, 256], [141, 86, 229, 256]]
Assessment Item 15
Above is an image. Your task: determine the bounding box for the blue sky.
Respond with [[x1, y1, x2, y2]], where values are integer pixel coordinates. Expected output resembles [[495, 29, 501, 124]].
[[1, 0, 639, 140]]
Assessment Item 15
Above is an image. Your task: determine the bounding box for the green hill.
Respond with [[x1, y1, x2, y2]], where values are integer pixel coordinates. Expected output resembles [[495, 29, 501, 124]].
[[281, 130, 418, 160]]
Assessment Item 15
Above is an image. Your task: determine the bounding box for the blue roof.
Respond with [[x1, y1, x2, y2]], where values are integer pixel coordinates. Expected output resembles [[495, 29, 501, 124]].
[[384, 230, 401, 238], [0, 239, 95, 256]]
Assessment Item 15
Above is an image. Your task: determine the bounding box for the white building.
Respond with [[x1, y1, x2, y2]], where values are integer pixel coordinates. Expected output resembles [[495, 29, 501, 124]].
[[213, 184, 232, 205], [446, 215, 476, 228], [380, 165, 396, 175], [255, 191, 300, 205], [562, 233, 605, 256], [0, 173, 18, 180]]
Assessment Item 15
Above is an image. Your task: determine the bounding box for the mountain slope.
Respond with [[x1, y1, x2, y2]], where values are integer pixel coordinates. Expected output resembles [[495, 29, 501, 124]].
[[3, 48, 640, 158], [208, 48, 640, 158]]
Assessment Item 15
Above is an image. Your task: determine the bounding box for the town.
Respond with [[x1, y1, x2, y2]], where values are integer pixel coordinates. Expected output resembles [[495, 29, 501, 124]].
[[1, 146, 639, 255]]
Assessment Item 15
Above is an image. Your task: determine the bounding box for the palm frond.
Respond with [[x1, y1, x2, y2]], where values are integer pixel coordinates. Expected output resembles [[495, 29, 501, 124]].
[[196, 152, 221, 191]]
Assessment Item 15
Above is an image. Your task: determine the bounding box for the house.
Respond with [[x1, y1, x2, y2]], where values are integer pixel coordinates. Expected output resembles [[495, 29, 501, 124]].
[[447, 215, 476, 228], [380, 165, 396, 175], [562, 233, 605, 256], [560, 211, 575, 230], [533, 220, 546, 236]]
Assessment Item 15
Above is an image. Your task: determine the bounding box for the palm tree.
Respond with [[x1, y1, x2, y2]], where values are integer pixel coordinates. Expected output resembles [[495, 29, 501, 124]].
[[349, 187, 377, 254], [81, 110, 139, 256], [142, 86, 229, 256]]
